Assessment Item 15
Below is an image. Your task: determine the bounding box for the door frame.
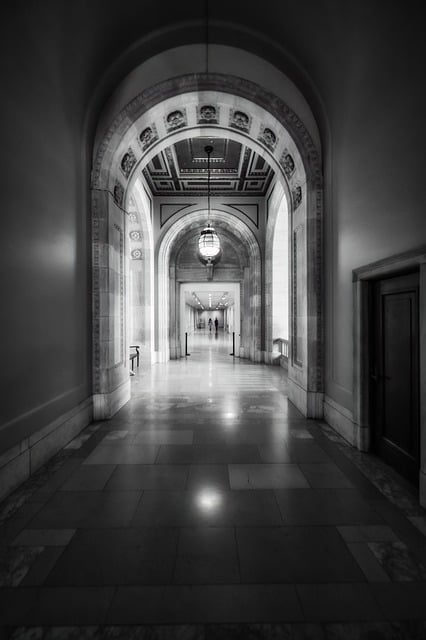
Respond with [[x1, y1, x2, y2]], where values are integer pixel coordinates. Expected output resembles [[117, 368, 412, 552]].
[[352, 246, 426, 505]]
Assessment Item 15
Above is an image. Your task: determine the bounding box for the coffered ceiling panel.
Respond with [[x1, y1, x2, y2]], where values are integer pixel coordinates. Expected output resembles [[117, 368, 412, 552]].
[[143, 137, 273, 196]]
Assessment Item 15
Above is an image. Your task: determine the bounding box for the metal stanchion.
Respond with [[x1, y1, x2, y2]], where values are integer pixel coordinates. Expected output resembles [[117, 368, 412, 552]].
[[185, 332, 190, 356], [230, 331, 235, 356]]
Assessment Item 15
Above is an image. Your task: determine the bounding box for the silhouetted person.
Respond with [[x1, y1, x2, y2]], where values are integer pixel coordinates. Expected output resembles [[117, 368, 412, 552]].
[[208, 318, 212, 332], [214, 318, 218, 332]]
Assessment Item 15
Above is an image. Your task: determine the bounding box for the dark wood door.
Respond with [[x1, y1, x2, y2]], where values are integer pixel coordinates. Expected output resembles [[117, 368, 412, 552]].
[[372, 272, 420, 483]]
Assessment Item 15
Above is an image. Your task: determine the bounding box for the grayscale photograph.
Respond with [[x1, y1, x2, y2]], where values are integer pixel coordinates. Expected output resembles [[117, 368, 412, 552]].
[[1, 1, 425, 638]]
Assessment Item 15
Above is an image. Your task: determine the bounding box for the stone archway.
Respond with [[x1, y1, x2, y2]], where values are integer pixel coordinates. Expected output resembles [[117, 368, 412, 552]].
[[157, 208, 262, 363], [91, 72, 323, 420]]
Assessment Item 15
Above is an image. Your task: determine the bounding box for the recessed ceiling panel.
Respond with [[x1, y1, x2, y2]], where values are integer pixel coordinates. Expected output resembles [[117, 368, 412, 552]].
[[143, 136, 274, 196]]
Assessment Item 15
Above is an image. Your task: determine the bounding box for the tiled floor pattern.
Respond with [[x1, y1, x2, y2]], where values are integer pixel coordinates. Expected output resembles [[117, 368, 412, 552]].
[[1, 332, 426, 638]]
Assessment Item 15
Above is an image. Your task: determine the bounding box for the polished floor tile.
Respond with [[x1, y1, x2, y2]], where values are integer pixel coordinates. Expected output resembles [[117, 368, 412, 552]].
[[296, 583, 381, 621], [156, 444, 261, 465], [229, 464, 309, 489], [46, 528, 179, 586], [132, 490, 283, 527], [132, 430, 194, 445], [173, 527, 240, 584], [186, 465, 230, 491], [11, 528, 75, 546], [299, 463, 354, 488], [60, 464, 116, 491], [236, 526, 365, 583], [1, 333, 425, 632], [83, 444, 159, 465], [105, 464, 189, 491], [275, 489, 384, 525], [28, 491, 142, 529]]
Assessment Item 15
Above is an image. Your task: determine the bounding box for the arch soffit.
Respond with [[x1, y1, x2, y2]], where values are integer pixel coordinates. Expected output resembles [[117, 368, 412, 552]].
[[170, 212, 253, 267], [159, 209, 261, 272], [92, 75, 322, 219]]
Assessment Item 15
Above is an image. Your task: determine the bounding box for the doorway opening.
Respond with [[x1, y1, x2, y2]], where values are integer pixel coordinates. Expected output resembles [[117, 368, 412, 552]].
[[370, 271, 420, 484], [353, 249, 426, 504], [180, 282, 240, 357]]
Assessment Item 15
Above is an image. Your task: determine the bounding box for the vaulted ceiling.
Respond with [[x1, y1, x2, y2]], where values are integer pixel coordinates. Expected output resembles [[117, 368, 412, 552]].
[[143, 137, 274, 196]]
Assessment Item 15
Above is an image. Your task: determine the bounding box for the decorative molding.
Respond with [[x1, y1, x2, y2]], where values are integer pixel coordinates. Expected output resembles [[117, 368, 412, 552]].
[[292, 225, 303, 367], [113, 223, 125, 366], [266, 184, 275, 222], [258, 125, 278, 151], [226, 203, 259, 228], [131, 248, 143, 260], [280, 149, 295, 179], [165, 108, 187, 131], [160, 203, 194, 227], [292, 185, 302, 210], [120, 147, 137, 179], [197, 104, 219, 124], [139, 124, 158, 151], [143, 186, 153, 221], [229, 109, 251, 133], [113, 182, 124, 206]]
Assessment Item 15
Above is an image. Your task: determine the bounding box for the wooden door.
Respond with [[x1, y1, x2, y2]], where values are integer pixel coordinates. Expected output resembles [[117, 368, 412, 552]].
[[372, 272, 420, 483]]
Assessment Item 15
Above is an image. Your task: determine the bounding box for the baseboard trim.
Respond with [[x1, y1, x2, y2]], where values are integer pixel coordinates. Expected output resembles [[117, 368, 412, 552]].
[[323, 395, 368, 450], [93, 379, 130, 420], [0, 396, 93, 503], [288, 378, 323, 418]]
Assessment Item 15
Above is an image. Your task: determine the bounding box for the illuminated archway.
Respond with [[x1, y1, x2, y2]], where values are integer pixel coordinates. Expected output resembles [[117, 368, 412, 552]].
[[91, 70, 323, 420]]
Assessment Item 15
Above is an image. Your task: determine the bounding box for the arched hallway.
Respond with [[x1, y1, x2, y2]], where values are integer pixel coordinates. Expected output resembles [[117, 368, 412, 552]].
[[2, 2, 426, 636], [1, 348, 426, 636]]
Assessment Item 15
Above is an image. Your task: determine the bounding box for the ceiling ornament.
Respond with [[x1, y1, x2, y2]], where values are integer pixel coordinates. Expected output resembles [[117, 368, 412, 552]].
[[230, 109, 251, 133], [139, 125, 158, 151], [113, 182, 124, 206], [120, 148, 136, 179], [165, 109, 187, 131], [197, 104, 219, 124]]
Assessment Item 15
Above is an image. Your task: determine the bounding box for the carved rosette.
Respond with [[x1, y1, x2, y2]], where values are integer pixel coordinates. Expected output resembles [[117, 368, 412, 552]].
[[131, 248, 143, 260], [120, 148, 137, 179], [139, 124, 158, 151], [280, 149, 295, 179], [258, 126, 277, 151], [292, 185, 302, 210], [197, 104, 219, 124], [129, 230, 141, 241], [229, 109, 251, 133], [113, 182, 124, 206], [165, 109, 187, 131]]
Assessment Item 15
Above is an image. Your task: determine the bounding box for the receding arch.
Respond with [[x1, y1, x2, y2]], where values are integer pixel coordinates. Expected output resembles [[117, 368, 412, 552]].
[[157, 208, 262, 362]]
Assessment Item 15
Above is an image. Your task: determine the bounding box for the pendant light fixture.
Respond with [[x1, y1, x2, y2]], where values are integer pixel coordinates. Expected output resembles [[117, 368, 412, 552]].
[[198, 144, 221, 265], [197, 0, 221, 272]]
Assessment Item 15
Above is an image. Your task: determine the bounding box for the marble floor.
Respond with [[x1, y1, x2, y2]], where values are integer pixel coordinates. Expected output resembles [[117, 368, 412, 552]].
[[1, 331, 426, 639]]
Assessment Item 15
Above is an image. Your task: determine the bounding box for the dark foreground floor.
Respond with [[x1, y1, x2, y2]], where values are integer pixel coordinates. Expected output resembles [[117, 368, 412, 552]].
[[1, 332, 426, 639]]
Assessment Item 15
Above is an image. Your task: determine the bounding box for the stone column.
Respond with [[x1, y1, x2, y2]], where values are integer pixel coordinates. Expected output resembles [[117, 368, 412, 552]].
[[92, 191, 130, 419]]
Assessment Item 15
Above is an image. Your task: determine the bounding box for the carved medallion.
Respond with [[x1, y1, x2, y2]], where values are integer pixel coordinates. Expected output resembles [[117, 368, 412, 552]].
[[120, 148, 137, 179]]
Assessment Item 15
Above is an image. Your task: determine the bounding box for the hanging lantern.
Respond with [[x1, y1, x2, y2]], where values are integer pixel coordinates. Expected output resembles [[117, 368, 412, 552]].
[[198, 144, 221, 266], [198, 223, 220, 260]]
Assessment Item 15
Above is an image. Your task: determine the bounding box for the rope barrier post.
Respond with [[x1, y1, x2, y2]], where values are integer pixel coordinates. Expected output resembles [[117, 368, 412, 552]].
[[230, 331, 235, 356], [185, 332, 190, 356]]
